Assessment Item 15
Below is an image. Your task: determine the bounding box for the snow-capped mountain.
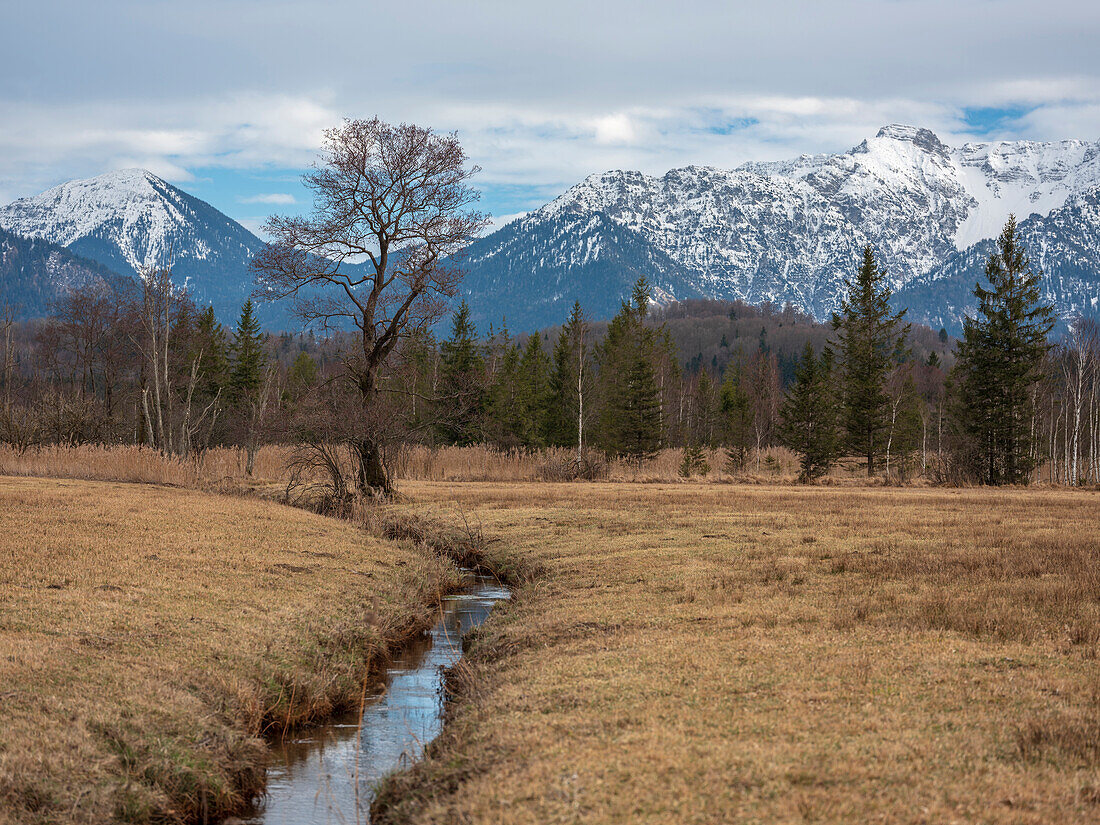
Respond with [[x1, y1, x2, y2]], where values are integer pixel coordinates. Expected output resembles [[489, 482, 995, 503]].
[[0, 169, 277, 324], [461, 125, 1100, 331]]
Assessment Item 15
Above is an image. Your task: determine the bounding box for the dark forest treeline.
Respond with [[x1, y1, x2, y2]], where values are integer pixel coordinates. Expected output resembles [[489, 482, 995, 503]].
[[2, 222, 1098, 488]]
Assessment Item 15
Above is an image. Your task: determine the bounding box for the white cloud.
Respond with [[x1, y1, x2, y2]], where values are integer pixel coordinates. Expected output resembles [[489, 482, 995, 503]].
[[1, 1, 1099, 210], [593, 113, 638, 145], [239, 193, 296, 205]]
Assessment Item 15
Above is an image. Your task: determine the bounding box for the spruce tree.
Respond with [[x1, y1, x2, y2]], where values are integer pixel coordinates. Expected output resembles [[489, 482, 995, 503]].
[[285, 351, 319, 402], [779, 343, 841, 481], [719, 364, 753, 473], [832, 245, 910, 476], [230, 299, 266, 401], [951, 216, 1055, 484], [485, 337, 522, 447], [692, 368, 717, 447], [546, 302, 589, 453], [438, 300, 486, 444], [192, 305, 230, 400], [516, 333, 552, 447], [597, 279, 662, 460]]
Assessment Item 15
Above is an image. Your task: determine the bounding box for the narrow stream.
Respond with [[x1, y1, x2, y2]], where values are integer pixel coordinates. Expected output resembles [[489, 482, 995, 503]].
[[240, 573, 510, 825]]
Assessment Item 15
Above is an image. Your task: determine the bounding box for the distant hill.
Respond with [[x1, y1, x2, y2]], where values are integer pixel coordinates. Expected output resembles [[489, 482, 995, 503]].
[[0, 227, 122, 319]]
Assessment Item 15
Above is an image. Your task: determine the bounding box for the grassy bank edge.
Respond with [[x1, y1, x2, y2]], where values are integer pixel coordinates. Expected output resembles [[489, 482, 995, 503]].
[[368, 518, 534, 825], [1, 477, 530, 825], [183, 505, 534, 825]]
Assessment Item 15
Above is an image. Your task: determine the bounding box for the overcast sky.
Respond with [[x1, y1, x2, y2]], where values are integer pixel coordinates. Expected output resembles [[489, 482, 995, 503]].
[[2, 0, 1099, 233]]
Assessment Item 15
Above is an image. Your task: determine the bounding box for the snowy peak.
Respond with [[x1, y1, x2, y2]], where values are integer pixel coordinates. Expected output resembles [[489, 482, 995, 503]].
[[873, 124, 949, 156], [0, 168, 275, 325], [461, 125, 1100, 329], [0, 168, 259, 275]]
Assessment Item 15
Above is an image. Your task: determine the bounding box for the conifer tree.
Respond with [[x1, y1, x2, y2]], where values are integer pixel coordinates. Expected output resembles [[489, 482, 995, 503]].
[[230, 299, 267, 401], [192, 305, 230, 400], [832, 245, 910, 476], [719, 364, 753, 474], [691, 368, 717, 447], [597, 279, 662, 460], [546, 302, 590, 457], [285, 351, 319, 402], [516, 333, 552, 446], [438, 300, 486, 444], [485, 336, 522, 447], [780, 343, 841, 481], [951, 216, 1055, 484]]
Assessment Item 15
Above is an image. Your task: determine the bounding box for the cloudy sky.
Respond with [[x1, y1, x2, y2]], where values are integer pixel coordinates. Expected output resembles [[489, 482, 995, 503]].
[[2, 0, 1099, 234]]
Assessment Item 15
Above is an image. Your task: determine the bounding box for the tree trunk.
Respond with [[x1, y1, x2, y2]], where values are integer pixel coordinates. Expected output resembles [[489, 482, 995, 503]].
[[358, 436, 393, 498]]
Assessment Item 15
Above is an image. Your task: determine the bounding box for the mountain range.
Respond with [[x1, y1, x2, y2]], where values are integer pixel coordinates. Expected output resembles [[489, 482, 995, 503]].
[[1, 125, 1099, 334], [459, 124, 1100, 332]]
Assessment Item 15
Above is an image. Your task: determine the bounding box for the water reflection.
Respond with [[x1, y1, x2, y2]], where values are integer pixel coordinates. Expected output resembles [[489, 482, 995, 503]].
[[241, 574, 509, 825]]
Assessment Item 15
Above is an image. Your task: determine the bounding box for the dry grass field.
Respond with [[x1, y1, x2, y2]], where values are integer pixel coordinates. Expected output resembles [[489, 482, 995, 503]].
[[4, 448, 1099, 825], [376, 482, 1100, 824], [0, 443, 824, 490], [0, 476, 465, 825]]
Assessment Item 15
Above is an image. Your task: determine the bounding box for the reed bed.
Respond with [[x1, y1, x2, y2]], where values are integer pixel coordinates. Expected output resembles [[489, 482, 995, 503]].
[[0, 443, 826, 490]]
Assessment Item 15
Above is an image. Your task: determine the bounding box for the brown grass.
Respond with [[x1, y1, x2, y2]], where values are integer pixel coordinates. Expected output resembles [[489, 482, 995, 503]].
[[374, 482, 1100, 824], [0, 476, 468, 825], [0, 443, 867, 491]]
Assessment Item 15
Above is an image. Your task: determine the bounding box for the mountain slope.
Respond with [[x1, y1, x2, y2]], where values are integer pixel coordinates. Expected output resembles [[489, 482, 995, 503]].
[[0, 169, 282, 326], [459, 209, 702, 331], [894, 186, 1100, 334], [0, 227, 123, 320], [461, 125, 1100, 330]]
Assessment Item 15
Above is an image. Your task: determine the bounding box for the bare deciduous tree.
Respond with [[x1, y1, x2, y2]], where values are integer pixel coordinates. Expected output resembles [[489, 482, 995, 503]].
[[251, 117, 486, 497]]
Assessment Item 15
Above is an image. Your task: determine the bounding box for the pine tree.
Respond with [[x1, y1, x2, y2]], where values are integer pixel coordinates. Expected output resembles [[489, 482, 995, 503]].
[[779, 343, 841, 481], [832, 245, 910, 476], [691, 368, 717, 447], [192, 305, 230, 400], [719, 364, 753, 474], [545, 302, 591, 458], [516, 333, 552, 446], [485, 337, 522, 447], [597, 279, 662, 460], [285, 351, 318, 402], [678, 444, 710, 478], [438, 300, 486, 444], [230, 300, 266, 401], [951, 216, 1055, 484]]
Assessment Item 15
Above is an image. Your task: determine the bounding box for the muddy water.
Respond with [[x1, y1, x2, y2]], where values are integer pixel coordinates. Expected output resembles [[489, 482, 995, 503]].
[[240, 573, 509, 825]]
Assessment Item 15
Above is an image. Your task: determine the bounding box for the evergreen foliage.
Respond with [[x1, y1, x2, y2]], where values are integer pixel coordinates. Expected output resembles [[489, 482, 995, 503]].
[[545, 302, 589, 450], [719, 365, 754, 473], [950, 216, 1055, 484], [597, 278, 663, 460], [230, 299, 267, 401], [832, 245, 910, 476], [192, 305, 230, 400], [516, 333, 552, 446], [779, 343, 842, 481], [438, 300, 486, 444]]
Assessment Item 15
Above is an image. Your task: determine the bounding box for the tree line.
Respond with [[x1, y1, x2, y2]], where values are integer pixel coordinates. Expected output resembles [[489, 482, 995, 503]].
[[2, 118, 1098, 494]]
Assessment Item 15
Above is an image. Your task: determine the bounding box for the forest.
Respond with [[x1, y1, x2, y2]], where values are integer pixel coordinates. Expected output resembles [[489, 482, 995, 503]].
[[1, 218, 1097, 491]]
